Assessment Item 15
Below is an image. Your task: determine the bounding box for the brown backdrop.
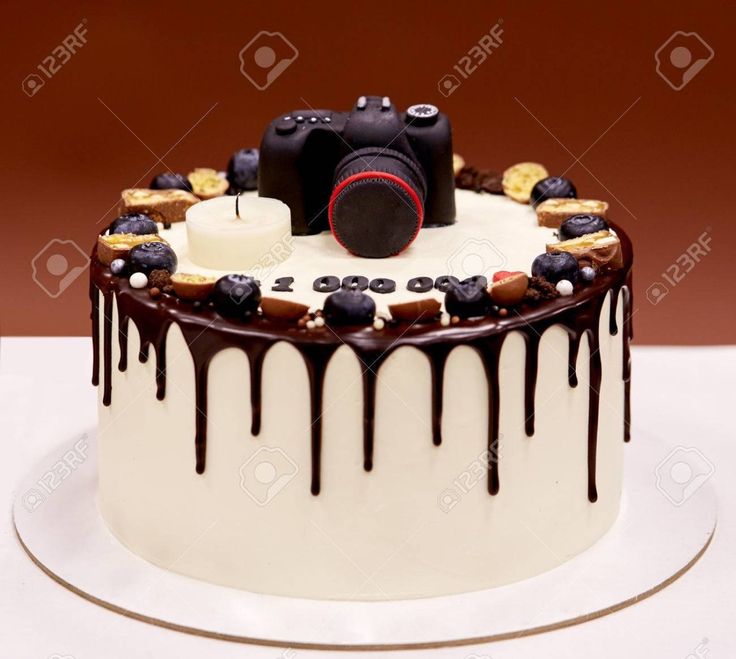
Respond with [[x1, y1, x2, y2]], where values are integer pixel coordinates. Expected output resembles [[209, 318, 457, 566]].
[[2, 0, 733, 343]]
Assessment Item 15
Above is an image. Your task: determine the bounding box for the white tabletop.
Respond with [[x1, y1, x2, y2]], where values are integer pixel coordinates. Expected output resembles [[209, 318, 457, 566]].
[[2, 338, 734, 658]]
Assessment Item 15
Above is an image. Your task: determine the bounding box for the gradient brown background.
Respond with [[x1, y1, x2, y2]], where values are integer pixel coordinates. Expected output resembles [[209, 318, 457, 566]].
[[3, 0, 733, 343]]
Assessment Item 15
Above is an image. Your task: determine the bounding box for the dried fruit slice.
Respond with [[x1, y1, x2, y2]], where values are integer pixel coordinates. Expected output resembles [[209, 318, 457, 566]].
[[546, 230, 623, 271], [502, 162, 549, 203], [97, 233, 165, 266], [260, 297, 310, 322], [170, 273, 217, 301], [535, 198, 609, 228], [388, 298, 441, 323], [187, 168, 229, 200]]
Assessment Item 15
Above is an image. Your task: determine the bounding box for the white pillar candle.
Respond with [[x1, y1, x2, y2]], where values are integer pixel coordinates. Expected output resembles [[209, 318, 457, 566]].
[[186, 195, 292, 271]]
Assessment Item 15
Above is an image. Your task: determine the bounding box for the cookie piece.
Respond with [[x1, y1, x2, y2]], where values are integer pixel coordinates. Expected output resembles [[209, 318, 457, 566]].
[[97, 233, 166, 266], [187, 168, 229, 200], [502, 162, 549, 203], [120, 188, 200, 225], [546, 230, 623, 271], [536, 198, 609, 229], [452, 154, 466, 177], [170, 273, 217, 301]]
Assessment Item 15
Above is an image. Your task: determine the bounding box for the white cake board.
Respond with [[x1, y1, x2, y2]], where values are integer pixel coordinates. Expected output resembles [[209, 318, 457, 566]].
[[14, 429, 715, 651]]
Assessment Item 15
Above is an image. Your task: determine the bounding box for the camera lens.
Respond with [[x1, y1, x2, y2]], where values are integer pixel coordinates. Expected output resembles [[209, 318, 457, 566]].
[[328, 148, 427, 258]]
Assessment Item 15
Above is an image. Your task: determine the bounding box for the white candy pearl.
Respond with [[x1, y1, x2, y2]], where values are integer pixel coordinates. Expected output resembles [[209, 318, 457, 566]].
[[129, 272, 148, 289], [556, 279, 574, 296], [306, 320, 316, 330], [314, 316, 325, 328], [373, 317, 385, 331], [440, 313, 451, 327]]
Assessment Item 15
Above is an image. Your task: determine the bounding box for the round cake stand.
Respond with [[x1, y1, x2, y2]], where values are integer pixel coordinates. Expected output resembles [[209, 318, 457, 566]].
[[14, 429, 716, 651]]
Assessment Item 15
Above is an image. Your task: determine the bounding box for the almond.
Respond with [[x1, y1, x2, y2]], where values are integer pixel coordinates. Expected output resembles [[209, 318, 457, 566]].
[[388, 298, 441, 323], [97, 234, 165, 266], [489, 271, 529, 306], [170, 273, 217, 301], [260, 297, 310, 322]]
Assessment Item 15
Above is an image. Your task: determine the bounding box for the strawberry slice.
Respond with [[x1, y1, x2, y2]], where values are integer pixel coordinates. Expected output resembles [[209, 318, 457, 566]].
[[492, 270, 525, 283]]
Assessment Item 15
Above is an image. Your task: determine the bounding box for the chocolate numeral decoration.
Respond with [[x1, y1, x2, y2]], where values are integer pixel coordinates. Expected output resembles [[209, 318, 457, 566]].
[[342, 275, 369, 291], [407, 276, 434, 293], [313, 276, 341, 292], [434, 275, 460, 292], [369, 278, 396, 294], [272, 276, 294, 292]]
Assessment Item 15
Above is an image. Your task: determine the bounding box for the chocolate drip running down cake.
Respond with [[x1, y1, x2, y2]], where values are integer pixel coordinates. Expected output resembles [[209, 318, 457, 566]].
[[91, 97, 632, 600]]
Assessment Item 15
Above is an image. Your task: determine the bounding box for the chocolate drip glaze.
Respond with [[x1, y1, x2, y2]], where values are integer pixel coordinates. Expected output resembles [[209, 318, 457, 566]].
[[90, 226, 633, 503]]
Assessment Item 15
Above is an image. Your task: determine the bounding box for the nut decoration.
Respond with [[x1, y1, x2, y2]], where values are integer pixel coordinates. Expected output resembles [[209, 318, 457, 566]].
[[260, 297, 311, 322], [119, 188, 199, 225], [97, 233, 165, 266], [388, 298, 442, 323], [546, 230, 623, 271], [502, 162, 549, 203], [536, 198, 609, 228], [489, 271, 529, 306], [187, 168, 229, 200]]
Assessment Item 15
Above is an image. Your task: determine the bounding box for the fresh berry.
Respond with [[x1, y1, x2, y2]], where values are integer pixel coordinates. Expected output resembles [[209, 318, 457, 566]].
[[150, 172, 193, 192], [444, 280, 492, 318], [227, 148, 259, 193], [580, 266, 596, 282], [556, 279, 574, 296], [559, 214, 609, 240], [530, 176, 577, 208], [213, 275, 262, 318], [129, 272, 148, 289], [531, 252, 579, 284], [128, 242, 178, 275], [492, 270, 525, 283], [323, 287, 376, 325], [109, 213, 158, 235], [110, 259, 126, 275]]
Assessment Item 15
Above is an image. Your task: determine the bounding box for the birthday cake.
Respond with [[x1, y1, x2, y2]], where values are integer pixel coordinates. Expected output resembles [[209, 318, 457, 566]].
[[91, 96, 632, 600]]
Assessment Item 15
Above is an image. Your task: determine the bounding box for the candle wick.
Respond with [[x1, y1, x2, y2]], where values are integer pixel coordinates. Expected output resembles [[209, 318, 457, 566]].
[[235, 192, 242, 219]]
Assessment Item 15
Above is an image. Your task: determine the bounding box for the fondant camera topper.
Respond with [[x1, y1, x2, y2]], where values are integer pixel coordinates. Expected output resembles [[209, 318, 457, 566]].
[[258, 95, 456, 258]]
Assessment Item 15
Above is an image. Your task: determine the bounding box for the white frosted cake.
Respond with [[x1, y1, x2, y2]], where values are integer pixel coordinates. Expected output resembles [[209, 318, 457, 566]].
[[90, 97, 632, 600]]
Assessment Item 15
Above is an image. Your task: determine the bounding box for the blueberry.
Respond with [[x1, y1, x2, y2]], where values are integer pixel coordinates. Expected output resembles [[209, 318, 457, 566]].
[[109, 212, 158, 235], [531, 252, 579, 284], [213, 274, 261, 317], [580, 266, 596, 282], [227, 148, 259, 193], [323, 286, 375, 325], [150, 172, 193, 192], [559, 214, 609, 240], [444, 280, 492, 318], [530, 176, 577, 208], [110, 258, 126, 275], [128, 242, 178, 275]]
